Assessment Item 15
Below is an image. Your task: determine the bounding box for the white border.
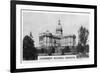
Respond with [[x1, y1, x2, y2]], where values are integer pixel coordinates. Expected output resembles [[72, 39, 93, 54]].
[[16, 4, 94, 69]]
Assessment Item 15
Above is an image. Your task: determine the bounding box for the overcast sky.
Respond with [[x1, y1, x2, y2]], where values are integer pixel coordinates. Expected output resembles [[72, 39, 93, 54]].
[[22, 10, 89, 47]]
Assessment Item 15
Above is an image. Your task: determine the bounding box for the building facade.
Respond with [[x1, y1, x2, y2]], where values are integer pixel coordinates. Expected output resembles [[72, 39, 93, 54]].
[[39, 20, 76, 55]]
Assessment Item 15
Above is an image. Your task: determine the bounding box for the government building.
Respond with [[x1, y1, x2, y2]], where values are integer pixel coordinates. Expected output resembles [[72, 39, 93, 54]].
[[38, 20, 76, 55]]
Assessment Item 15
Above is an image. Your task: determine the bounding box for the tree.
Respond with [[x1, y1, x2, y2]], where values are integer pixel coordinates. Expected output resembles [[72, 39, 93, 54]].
[[78, 26, 89, 53], [23, 35, 37, 60]]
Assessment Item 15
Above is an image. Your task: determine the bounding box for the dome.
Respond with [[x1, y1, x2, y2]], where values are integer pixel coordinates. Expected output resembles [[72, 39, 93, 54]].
[[56, 24, 62, 31], [45, 30, 52, 36], [56, 20, 62, 31]]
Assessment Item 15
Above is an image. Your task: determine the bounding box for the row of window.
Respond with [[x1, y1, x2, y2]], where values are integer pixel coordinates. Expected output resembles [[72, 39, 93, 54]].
[[39, 36, 75, 47]]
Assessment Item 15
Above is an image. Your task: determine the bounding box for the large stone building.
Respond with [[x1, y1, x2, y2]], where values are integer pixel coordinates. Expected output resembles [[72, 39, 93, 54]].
[[39, 20, 76, 55]]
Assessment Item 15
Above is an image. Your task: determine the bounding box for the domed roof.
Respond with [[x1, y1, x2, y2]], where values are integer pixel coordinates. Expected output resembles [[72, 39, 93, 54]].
[[56, 20, 62, 31], [45, 30, 52, 36]]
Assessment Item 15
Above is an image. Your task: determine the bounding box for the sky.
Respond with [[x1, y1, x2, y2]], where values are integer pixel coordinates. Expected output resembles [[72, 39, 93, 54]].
[[22, 10, 89, 47]]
